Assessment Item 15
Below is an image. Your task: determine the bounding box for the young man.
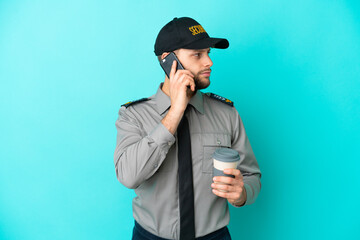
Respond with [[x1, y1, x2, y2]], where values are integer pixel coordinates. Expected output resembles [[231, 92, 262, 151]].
[[114, 17, 261, 240]]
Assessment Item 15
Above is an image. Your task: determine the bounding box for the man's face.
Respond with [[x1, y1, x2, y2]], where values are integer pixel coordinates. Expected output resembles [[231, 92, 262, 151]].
[[174, 48, 213, 90]]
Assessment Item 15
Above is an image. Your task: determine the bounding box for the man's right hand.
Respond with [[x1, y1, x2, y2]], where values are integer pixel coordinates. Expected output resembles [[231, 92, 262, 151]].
[[168, 60, 195, 114], [161, 60, 195, 135]]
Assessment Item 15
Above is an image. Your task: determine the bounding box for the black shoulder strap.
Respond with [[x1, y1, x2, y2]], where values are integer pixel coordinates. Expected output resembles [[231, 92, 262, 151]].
[[121, 98, 149, 108], [205, 93, 234, 107]]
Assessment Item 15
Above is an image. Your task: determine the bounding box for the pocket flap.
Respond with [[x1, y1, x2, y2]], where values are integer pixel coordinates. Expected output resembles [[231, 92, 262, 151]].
[[202, 133, 231, 147]]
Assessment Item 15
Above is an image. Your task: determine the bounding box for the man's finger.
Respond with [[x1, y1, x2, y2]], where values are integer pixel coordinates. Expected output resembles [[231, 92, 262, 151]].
[[212, 189, 240, 200], [213, 176, 235, 185], [211, 182, 233, 192], [175, 69, 195, 79], [182, 76, 195, 89], [212, 187, 243, 202], [223, 169, 242, 179], [169, 60, 177, 80], [189, 81, 196, 92]]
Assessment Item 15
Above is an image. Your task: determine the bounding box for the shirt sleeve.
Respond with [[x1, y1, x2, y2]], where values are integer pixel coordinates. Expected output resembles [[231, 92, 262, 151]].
[[230, 107, 262, 206], [114, 107, 175, 189]]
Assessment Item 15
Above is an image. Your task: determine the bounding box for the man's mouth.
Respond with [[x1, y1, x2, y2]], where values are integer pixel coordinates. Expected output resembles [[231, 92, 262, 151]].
[[200, 69, 211, 77]]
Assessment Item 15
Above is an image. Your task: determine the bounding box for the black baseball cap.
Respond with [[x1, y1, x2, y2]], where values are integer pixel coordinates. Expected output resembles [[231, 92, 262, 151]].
[[154, 17, 229, 56]]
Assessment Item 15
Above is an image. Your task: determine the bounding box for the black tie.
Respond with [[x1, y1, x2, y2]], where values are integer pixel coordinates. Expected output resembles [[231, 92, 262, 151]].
[[177, 115, 195, 240]]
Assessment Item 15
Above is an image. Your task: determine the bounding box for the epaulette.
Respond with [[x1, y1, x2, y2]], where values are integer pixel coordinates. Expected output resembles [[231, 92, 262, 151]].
[[205, 93, 234, 107], [121, 98, 149, 108]]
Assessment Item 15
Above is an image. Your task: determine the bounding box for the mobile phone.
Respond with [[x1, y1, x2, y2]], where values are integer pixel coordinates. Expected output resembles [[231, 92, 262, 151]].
[[159, 52, 184, 78]]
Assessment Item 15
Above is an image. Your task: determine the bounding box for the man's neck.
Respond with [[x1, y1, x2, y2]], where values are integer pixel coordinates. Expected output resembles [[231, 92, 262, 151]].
[[161, 78, 171, 96]]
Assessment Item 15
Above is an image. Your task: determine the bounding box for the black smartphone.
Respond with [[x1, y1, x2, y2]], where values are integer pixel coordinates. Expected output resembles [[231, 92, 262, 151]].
[[159, 52, 184, 78]]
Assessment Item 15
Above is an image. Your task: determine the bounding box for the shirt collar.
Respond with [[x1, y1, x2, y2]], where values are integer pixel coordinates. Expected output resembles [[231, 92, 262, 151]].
[[155, 83, 204, 115]]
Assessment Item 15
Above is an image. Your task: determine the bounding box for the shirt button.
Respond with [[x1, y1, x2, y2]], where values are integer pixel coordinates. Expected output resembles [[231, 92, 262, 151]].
[[154, 164, 158, 168], [168, 141, 172, 146]]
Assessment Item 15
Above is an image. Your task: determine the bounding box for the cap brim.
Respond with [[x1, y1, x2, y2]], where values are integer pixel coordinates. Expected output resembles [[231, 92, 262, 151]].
[[181, 37, 229, 50]]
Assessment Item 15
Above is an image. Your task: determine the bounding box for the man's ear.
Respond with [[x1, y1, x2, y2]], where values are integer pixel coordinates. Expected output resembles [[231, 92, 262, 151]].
[[161, 52, 170, 60]]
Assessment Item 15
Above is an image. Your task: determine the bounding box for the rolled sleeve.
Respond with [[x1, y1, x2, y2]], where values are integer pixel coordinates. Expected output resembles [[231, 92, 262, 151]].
[[149, 122, 176, 150], [243, 176, 261, 206], [114, 109, 176, 189]]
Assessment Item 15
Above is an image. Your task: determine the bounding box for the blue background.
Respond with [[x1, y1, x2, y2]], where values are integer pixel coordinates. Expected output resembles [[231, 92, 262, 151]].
[[1, 0, 359, 239]]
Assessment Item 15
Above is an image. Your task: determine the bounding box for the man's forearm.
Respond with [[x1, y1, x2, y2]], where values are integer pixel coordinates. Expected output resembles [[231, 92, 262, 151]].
[[161, 107, 184, 135]]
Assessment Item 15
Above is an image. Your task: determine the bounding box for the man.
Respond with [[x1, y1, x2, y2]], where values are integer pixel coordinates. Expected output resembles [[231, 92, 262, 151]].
[[114, 17, 261, 240]]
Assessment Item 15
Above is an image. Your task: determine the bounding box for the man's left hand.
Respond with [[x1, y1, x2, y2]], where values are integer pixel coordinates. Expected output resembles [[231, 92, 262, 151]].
[[211, 168, 247, 206]]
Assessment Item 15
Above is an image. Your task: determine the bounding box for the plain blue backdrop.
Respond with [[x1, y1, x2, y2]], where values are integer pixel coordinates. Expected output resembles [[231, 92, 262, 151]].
[[1, 0, 359, 239]]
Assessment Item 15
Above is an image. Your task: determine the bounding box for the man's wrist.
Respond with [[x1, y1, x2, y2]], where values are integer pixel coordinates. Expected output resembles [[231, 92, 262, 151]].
[[161, 107, 184, 135], [168, 105, 186, 117], [233, 185, 247, 206]]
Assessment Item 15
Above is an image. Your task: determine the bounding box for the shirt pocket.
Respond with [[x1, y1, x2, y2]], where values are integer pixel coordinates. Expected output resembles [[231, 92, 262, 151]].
[[202, 133, 231, 174]]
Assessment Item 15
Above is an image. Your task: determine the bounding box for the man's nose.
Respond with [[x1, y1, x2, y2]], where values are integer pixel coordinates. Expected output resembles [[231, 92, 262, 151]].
[[203, 54, 213, 68]]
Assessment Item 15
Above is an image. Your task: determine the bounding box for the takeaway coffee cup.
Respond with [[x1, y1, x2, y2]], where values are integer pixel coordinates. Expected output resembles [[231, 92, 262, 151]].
[[212, 148, 240, 178]]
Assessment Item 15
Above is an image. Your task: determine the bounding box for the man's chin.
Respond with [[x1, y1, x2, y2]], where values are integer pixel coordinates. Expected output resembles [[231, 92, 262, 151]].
[[195, 78, 210, 90]]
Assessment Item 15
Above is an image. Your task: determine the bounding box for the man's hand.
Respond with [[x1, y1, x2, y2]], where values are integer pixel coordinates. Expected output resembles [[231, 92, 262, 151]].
[[168, 60, 195, 113], [211, 168, 247, 206], [161, 60, 195, 135]]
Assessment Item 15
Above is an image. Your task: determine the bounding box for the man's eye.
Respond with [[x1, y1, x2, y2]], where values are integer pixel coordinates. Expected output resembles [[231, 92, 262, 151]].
[[194, 53, 200, 57]]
